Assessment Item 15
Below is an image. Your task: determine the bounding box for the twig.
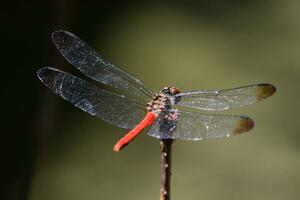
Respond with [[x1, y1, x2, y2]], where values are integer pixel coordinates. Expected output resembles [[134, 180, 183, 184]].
[[160, 139, 173, 200]]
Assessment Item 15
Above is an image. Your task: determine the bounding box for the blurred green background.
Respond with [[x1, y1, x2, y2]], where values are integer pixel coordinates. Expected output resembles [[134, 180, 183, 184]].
[[2, 1, 300, 200]]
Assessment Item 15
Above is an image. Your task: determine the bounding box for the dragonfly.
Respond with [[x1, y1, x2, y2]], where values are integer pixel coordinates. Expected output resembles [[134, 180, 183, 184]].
[[37, 30, 276, 152]]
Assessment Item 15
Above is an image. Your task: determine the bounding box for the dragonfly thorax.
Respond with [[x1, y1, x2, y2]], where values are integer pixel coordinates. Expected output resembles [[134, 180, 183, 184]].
[[146, 87, 181, 114]]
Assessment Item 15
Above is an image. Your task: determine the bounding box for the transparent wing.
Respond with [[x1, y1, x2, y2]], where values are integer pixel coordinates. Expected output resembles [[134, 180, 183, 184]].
[[148, 109, 254, 140], [174, 84, 276, 111], [37, 67, 146, 129], [51, 30, 154, 101]]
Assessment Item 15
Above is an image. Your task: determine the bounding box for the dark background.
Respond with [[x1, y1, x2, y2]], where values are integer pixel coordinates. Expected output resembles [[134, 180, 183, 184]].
[[2, 1, 299, 200]]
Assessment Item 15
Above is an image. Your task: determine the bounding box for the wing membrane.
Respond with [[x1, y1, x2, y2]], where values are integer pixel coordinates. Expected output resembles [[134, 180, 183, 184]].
[[148, 109, 254, 140], [51, 30, 153, 101], [37, 67, 146, 129], [174, 84, 276, 111]]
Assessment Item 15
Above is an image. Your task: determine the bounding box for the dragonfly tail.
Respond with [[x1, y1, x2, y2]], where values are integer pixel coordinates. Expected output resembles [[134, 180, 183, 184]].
[[114, 112, 157, 152]]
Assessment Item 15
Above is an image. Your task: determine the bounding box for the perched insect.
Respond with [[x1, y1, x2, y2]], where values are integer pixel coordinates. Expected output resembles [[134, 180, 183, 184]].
[[37, 30, 276, 152]]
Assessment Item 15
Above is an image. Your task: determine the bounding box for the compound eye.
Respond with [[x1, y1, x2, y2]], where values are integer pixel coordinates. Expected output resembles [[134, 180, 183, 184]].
[[170, 87, 180, 95]]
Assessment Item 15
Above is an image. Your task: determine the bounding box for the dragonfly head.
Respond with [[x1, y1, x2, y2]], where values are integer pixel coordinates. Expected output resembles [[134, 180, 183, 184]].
[[160, 87, 181, 96]]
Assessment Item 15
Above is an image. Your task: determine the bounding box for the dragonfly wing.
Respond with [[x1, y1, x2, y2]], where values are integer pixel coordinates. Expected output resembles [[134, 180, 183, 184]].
[[37, 67, 146, 129], [174, 84, 276, 111], [51, 30, 153, 101], [148, 109, 254, 140]]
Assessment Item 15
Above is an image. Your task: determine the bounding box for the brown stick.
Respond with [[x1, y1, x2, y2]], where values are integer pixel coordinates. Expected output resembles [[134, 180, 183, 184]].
[[160, 139, 173, 200]]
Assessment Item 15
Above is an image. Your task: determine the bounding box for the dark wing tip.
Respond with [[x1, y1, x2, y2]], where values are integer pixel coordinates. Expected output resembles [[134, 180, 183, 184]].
[[233, 117, 254, 135], [256, 83, 276, 101], [37, 67, 63, 84], [51, 30, 78, 50], [37, 67, 51, 81], [36, 68, 44, 78], [51, 30, 72, 40]]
